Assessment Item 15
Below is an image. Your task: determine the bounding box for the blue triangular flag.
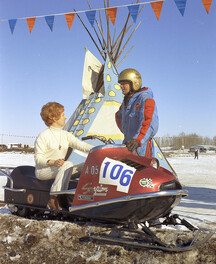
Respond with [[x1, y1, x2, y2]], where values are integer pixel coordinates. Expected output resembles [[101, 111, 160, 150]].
[[128, 5, 140, 23], [85, 10, 96, 27], [174, 0, 187, 16], [9, 19, 17, 34], [45, 16, 55, 31]]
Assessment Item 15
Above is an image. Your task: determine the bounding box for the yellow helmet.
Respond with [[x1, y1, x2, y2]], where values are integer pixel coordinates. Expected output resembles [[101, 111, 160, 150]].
[[118, 68, 142, 91]]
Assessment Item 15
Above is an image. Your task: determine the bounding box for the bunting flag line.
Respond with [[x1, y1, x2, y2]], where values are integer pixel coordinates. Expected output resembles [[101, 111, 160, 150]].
[[105, 7, 117, 26], [26, 17, 36, 34], [65, 13, 75, 30], [202, 0, 212, 14], [1, 0, 214, 34], [128, 4, 140, 23], [1, 133, 215, 142], [8, 19, 17, 34], [151, 1, 164, 20], [0, 134, 36, 138], [174, 0, 187, 16], [45, 15, 55, 31], [85, 10, 96, 27]]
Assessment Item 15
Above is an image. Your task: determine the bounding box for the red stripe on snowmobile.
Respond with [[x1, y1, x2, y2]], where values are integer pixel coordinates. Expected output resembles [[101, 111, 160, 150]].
[[145, 139, 152, 158]]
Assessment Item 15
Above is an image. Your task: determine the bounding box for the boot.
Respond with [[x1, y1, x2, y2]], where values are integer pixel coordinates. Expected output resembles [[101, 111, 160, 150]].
[[47, 195, 62, 211]]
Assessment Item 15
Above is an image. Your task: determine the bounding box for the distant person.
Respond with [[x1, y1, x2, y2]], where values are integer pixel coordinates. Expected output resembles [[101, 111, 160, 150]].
[[194, 149, 199, 159], [115, 68, 159, 157], [34, 102, 93, 210]]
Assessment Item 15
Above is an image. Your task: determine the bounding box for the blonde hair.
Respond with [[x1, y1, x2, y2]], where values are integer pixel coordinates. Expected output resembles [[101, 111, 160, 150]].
[[40, 102, 64, 127]]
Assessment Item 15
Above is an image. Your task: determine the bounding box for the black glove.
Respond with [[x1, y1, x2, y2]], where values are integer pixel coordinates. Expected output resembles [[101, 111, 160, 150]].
[[125, 139, 139, 152]]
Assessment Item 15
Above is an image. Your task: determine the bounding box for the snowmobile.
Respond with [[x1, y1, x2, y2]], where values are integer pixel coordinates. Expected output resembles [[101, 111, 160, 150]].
[[1, 135, 214, 252]]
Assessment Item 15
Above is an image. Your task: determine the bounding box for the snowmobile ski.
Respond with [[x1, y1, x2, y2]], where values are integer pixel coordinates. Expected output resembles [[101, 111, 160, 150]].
[[87, 224, 215, 252]]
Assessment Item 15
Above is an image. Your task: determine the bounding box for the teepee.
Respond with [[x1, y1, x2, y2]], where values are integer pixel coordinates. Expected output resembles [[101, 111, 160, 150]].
[[64, 0, 176, 175]]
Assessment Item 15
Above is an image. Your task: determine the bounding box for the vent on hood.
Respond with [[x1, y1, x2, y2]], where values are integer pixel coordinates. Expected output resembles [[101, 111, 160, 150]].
[[120, 159, 146, 171]]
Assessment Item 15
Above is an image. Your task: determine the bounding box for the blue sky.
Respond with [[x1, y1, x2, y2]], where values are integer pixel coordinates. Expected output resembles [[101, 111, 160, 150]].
[[0, 0, 216, 146]]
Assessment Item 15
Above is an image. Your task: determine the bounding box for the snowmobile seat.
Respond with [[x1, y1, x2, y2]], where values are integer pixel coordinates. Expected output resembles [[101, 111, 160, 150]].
[[7, 165, 81, 192], [7, 166, 53, 191]]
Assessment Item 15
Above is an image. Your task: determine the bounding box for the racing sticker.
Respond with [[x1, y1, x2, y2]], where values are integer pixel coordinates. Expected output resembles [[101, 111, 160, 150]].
[[99, 157, 136, 193], [27, 194, 34, 204], [78, 195, 94, 201], [139, 178, 153, 188], [82, 183, 108, 196]]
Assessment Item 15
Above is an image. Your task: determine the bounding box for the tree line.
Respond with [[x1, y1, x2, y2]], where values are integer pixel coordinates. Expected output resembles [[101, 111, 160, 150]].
[[155, 133, 216, 149]]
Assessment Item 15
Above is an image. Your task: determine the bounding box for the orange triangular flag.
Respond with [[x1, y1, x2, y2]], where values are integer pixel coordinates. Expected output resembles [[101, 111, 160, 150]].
[[105, 7, 117, 26], [65, 13, 75, 30], [151, 1, 163, 21], [26, 17, 36, 34], [202, 0, 212, 14]]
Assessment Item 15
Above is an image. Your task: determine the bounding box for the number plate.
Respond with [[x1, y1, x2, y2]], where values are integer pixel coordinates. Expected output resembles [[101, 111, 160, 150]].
[[99, 157, 136, 193]]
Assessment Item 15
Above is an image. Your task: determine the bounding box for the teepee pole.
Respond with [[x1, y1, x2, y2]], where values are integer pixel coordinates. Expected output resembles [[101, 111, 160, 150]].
[[77, 0, 144, 66], [98, 10, 106, 48], [107, 0, 112, 50], [111, 16, 130, 54], [113, 14, 130, 63], [115, 22, 141, 63], [111, 28, 116, 55], [104, 0, 112, 52], [116, 45, 134, 68], [112, 21, 132, 56], [95, 18, 114, 62], [93, 25, 104, 50], [112, 3, 144, 55], [74, 10, 105, 61], [86, 0, 105, 51]]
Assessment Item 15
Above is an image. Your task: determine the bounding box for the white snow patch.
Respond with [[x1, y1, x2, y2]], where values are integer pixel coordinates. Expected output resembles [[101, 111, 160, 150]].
[[86, 249, 102, 262], [9, 255, 21, 261], [2, 235, 16, 244]]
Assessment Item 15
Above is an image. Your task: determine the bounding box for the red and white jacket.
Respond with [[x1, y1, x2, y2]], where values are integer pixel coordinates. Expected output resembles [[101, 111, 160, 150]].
[[115, 87, 159, 157]]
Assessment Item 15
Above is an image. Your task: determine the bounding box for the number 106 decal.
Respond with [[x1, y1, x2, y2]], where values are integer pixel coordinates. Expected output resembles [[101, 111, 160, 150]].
[[99, 157, 136, 193]]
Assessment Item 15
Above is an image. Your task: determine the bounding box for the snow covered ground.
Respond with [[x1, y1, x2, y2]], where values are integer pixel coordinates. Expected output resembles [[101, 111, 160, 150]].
[[168, 152, 216, 229], [0, 152, 35, 201], [0, 151, 216, 229]]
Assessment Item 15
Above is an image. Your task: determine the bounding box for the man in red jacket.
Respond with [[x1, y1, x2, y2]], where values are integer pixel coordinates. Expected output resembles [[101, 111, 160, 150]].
[[115, 68, 159, 157]]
